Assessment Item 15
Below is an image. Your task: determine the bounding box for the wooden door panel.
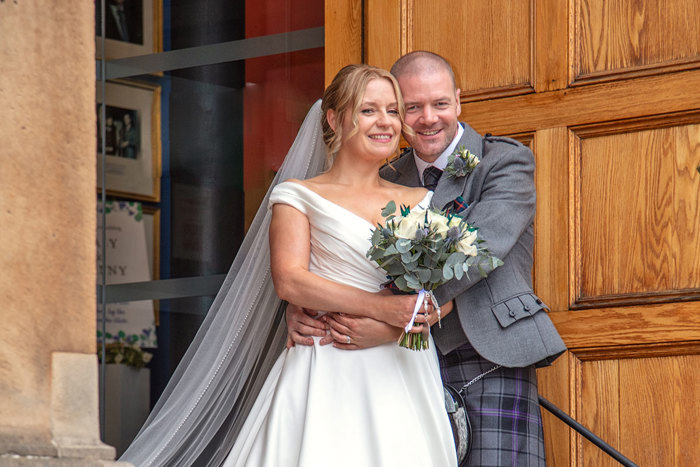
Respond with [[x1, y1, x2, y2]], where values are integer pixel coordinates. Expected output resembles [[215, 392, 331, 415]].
[[573, 0, 700, 84], [575, 353, 700, 466], [574, 119, 700, 306], [533, 127, 570, 312], [330, 1, 700, 465], [410, 0, 534, 100], [578, 358, 620, 467], [537, 352, 573, 467]]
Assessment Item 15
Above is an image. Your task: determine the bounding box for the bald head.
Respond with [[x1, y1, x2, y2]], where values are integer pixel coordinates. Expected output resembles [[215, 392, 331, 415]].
[[389, 51, 462, 162], [390, 51, 457, 90]]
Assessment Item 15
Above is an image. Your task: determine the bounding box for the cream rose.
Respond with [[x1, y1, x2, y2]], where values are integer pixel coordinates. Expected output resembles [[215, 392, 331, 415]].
[[394, 209, 425, 239], [426, 211, 450, 236], [456, 230, 478, 256]]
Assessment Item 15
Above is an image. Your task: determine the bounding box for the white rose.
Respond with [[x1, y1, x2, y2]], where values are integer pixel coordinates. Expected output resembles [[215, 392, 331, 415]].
[[426, 211, 450, 236], [448, 216, 462, 228], [394, 209, 425, 239], [456, 230, 478, 256]]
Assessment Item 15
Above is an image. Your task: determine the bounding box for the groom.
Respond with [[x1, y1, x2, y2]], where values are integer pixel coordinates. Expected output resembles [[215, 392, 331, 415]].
[[287, 51, 566, 466]]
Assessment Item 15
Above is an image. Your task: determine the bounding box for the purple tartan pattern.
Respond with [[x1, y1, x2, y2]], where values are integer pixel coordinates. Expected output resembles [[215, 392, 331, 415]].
[[439, 343, 546, 467]]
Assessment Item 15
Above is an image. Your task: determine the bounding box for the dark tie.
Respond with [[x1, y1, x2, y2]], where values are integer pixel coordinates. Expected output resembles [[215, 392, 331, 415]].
[[118, 8, 129, 42], [422, 166, 443, 191]]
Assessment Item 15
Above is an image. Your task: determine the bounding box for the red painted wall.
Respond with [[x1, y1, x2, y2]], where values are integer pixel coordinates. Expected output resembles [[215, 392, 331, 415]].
[[243, 0, 324, 227]]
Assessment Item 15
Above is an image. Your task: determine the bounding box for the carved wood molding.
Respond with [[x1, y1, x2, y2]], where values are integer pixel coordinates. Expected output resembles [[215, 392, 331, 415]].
[[571, 340, 700, 361], [460, 69, 700, 136], [549, 301, 700, 348], [459, 83, 535, 104], [571, 109, 700, 138], [572, 57, 700, 88]]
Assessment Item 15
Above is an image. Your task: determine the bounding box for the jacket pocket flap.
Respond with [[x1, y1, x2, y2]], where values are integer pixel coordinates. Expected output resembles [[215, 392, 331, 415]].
[[492, 293, 548, 328]]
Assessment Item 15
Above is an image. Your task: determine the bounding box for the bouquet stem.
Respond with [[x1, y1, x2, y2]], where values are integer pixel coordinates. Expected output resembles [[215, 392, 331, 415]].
[[397, 330, 430, 350], [397, 290, 434, 351]]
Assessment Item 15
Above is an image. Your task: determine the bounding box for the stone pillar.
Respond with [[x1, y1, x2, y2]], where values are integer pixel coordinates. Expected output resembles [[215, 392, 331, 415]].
[[0, 1, 125, 465]]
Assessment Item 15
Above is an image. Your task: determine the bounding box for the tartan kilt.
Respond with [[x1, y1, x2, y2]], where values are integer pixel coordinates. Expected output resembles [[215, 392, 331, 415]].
[[439, 343, 546, 467]]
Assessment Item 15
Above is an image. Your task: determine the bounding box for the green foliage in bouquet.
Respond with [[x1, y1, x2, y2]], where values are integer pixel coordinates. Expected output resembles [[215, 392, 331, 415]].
[[367, 200, 503, 350], [97, 330, 153, 369]]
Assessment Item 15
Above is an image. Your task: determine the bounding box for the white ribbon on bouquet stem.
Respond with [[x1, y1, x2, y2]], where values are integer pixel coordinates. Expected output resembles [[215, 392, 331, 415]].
[[403, 289, 442, 333], [404, 289, 427, 333]]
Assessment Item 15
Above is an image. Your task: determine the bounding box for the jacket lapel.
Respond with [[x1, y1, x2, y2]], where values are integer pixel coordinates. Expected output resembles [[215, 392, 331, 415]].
[[382, 151, 422, 188], [431, 123, 483, 210]]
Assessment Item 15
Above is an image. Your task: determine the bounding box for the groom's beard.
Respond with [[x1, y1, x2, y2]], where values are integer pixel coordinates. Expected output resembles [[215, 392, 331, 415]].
[[404, 125, 456, 163]]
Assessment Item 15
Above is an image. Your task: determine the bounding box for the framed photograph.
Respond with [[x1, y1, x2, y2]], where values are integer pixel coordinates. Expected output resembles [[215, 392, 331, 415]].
[[142, 205, 160, 325], [97, 79, 161, 201], [95, 0, 162, 60]]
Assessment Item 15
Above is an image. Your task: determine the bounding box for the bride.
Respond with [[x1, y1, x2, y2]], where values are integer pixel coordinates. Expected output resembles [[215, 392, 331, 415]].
[[120, 64, 457, 466]]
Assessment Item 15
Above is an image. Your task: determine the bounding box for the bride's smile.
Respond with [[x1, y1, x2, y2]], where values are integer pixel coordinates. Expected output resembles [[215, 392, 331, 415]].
[[332, 78, 402, 163]]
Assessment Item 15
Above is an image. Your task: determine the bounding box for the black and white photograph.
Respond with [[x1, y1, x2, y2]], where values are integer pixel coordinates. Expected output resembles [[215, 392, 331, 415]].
[[96, 80, 161, 201], [97, 104, 141, 160], [95, 0, 161, 60], [96, 0, 144, 45]]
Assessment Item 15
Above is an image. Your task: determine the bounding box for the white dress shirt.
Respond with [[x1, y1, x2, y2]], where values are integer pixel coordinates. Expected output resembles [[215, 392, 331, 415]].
[[414, 123, 464, 185]]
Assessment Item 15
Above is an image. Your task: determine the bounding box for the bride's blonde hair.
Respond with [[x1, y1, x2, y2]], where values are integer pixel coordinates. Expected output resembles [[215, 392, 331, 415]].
[[321, 64, 413, 168]]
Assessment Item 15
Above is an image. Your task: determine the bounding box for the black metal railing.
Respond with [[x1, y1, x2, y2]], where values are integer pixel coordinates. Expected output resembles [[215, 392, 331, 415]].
[[538, 396, 639, 467]]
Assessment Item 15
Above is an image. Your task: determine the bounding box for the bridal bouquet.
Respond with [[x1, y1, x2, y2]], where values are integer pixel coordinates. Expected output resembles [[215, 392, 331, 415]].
[[367, 201, 503, 350]]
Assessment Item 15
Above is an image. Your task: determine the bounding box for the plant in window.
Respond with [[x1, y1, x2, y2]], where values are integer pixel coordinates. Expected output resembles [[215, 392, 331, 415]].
[[97, 330, 153, 369]]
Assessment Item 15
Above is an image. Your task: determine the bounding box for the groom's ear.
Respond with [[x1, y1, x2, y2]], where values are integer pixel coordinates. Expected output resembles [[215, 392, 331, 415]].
[[326, 109, 337, 132], [454, 88, 462, 117]]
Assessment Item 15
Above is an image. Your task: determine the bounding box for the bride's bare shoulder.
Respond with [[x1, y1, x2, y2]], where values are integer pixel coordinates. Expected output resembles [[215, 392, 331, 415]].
[[383, 182, 428, 204], [285, 174, 330, 188]]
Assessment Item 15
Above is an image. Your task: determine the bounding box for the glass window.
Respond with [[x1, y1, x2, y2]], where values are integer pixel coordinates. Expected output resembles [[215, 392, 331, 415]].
[[96, 0, 323, 455]]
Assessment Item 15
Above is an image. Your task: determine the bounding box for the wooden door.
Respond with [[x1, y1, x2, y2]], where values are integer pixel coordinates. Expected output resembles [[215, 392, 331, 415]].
[[327, 1, 700, 465]]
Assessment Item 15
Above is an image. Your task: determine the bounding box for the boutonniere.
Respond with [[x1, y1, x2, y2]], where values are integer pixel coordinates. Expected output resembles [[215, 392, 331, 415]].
[[445, 145, 479, 178]]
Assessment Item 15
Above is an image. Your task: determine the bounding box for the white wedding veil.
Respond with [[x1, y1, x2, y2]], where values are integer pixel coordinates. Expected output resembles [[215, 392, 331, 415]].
[[120, 100, 327, 467]]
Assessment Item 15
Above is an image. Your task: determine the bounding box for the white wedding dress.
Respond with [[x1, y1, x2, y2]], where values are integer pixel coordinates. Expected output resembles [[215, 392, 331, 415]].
[[223, 181, 457, 467]]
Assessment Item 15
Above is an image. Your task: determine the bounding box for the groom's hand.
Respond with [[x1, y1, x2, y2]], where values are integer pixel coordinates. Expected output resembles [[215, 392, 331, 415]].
[[323, 313, 403, 350], [285, 303, 327, 348]]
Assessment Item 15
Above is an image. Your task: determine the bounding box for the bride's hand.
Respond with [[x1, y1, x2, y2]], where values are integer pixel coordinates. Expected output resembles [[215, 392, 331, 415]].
[[285, 303, 327, 348], [322, 313, 402, 349], [381, 294, 425, 329]]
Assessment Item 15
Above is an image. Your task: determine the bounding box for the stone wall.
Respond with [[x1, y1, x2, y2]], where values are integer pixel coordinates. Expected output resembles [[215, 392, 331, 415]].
[[0, 1, 121, 464]]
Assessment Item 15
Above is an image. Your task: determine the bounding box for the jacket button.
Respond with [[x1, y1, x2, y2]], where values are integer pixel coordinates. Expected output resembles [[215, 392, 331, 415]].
[[523, 305, 530, 312], [508, 310, 516, 317], [535, 298, 542, 304]]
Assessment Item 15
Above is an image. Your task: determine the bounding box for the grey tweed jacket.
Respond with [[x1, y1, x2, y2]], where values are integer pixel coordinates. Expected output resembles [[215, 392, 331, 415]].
[[380, 123, 566, 368]]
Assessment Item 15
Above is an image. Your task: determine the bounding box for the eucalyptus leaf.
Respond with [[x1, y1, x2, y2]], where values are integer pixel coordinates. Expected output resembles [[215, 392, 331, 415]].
[[381, 200, 396, 217], [369, 248, 384, 261], [442, 263, 454, 281], [401, 250, 421, 263], [406, 276, 421, 290], [416, 268, 432, 283], [383, 244, 399, 256], [454, 263, 464, 280], [396, 238, 412, 254], [394, 275, 409, 292], [386, 262, 405, 275], [446, 252, 467, 267]]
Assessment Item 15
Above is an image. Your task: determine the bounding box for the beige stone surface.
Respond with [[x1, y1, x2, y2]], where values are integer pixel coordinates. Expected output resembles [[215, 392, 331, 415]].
[[0, 0, 100, 458], [51, 353, 114, 460]]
